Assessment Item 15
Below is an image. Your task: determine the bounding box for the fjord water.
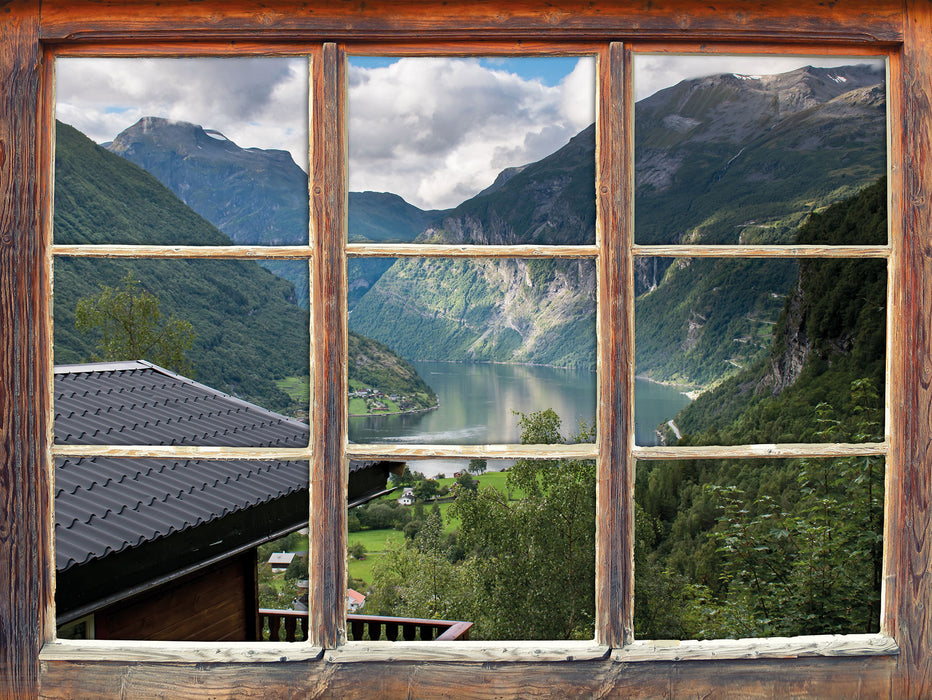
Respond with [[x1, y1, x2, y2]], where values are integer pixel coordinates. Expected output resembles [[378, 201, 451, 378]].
[[348, 361, 690, 475]]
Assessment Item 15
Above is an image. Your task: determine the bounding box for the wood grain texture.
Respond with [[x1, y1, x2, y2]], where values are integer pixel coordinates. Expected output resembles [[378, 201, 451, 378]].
[[53, 244, 315, 259], [324, 640, 608, 663], [38, 0, 903, 43], [633, 442, 888, 461], [346, 443, 598, 461], [308, 42, 347, 650], [0, 2, 922, 699], [93, 556, 253, 642], [633, 244, 890, 259], [40, 640, 322, 663], [890, 2, 932, 697], [346, 243, 598, 258], [594, 42, 632, 648], [38, 655, 895, 699], [0, 3, 47, 698], [615, 634, 898, 663]]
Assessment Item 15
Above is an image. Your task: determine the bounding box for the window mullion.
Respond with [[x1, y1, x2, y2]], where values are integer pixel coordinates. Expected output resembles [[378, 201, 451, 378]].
[[308, 41, 348, 649], [595, 41, 634, 647]]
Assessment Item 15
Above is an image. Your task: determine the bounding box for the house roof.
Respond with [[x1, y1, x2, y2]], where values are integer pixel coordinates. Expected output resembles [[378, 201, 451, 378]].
[[54, 361, 389, 576], [268, 552, 296, 567]]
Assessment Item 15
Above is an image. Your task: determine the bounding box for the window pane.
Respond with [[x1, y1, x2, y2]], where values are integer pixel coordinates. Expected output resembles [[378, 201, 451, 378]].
[[258, 529, 310, 641], [635, 182, 887, 445], [348, 56, 596, 244], [56, 456, 311, 641], [54, 257, 311, 434], [348, 257, 597, 445], [633, 55, 886, 245], [54, 57, 311, 303], [352, 453, 595, 641], [635, 456, 884, 639]]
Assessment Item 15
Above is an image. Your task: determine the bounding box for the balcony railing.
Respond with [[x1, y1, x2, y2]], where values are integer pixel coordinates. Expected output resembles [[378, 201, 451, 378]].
[[258, 609, 473, 642]]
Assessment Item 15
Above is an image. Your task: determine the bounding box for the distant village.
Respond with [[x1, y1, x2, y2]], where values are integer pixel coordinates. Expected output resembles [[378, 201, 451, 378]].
[[348, 386, 432, 416]]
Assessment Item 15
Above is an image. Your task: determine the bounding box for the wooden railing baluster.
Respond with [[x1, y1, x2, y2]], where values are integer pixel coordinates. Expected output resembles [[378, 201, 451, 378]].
[[258, 609, 473, 642]]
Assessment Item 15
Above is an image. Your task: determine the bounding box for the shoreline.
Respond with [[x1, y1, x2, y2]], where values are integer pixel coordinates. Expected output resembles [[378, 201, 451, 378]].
[[348, 402, 440, 418], [635, 373, 704, 400]]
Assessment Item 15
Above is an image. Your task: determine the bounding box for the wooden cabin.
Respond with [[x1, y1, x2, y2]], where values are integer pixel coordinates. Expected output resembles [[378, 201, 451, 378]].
[[53, 361, 401, 642]]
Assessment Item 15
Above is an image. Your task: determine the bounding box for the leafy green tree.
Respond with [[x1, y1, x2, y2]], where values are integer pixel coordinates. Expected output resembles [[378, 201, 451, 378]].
[[454, 472, 477, 492], [283, 554, 306, 581], [348, 542, 367, 560], [450, 409, 596, 640], [367, 510, 476, 622], [75, 272, 196, 375], [468, 458, 487, 475], [413, 478, 440, 502]]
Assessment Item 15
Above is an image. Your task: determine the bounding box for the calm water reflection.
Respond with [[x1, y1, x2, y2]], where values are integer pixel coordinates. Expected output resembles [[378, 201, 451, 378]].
[[348, 361, 690, 475]]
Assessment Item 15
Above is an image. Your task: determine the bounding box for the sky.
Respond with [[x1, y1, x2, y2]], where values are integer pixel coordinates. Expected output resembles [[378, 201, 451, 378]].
[[56, 54, 884, 210]]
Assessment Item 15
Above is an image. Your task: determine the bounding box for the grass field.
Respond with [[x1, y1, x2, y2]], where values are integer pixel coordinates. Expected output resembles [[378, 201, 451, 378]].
[[347, 528, 404, 585], [347, 469, 523, 588], [275, 375, 309, 403]]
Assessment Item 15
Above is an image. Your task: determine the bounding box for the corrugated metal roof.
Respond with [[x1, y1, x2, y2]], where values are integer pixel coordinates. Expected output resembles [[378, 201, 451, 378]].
[[53, 362, 336, 573]]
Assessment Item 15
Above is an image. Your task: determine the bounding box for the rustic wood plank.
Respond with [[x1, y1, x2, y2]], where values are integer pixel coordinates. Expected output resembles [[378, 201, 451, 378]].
[[633, 244, 890, 258], [614, 634, 898, 663], [0, 2, 47, 698], [632, 40, 894, 57], [633, 442, 888, 461], [53, 244, 314, 259], [38, 655, 896, 699], [325, 640, 608, 663], [40, 640, 322, 663], [38, 0, 903, 44], [51, 445, 314, 460], [308, 41, 347, 650], [50, 441, 885, 462], [346, 443, 597, 461], [346, 244, 598, 258], [595, 41, 632, 648], [890, 2, 932, 697], [53, 243, 599, 259], [345, 41, 601, 56]]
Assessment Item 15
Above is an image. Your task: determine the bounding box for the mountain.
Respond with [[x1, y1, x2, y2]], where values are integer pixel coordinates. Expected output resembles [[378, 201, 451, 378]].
[[107, 117, 443, 308], [350, 65, 886, 380], [635, 65, 885, 248], [55, 121, 436, 414]]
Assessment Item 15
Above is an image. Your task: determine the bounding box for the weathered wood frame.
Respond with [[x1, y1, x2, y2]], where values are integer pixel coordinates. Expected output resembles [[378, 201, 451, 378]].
[[1, 1, 929, 697]]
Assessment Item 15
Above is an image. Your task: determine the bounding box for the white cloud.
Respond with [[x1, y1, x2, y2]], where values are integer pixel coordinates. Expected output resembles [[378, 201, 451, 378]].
[[348, 57, 596, 209], [55, 54, 882, 212], [56, 57, 309, 170]]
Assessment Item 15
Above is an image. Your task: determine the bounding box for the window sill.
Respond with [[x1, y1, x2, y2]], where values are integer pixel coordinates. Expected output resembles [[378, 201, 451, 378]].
[[326, 640, 610, 663], [39, 639, 324, 664], [612, 634, 898, 663]]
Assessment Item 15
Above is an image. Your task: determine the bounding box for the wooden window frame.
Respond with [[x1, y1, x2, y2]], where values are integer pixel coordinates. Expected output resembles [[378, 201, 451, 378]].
[[1, 1, 929, 697]]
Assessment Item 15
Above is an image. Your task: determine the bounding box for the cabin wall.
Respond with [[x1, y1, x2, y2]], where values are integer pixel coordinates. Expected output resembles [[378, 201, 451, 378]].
[[92, 551, 258, 642]]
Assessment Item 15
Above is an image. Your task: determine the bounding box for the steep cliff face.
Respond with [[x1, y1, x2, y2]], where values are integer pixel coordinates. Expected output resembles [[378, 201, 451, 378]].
[[350, 257, 596, 368], [423, 124, 596, 246], [756, 277, 812, 396]]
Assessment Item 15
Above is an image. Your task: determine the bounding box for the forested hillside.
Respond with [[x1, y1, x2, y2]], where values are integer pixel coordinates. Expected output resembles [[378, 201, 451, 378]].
[[54, 121, 435, 414], [635, 179, 886, 638]]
